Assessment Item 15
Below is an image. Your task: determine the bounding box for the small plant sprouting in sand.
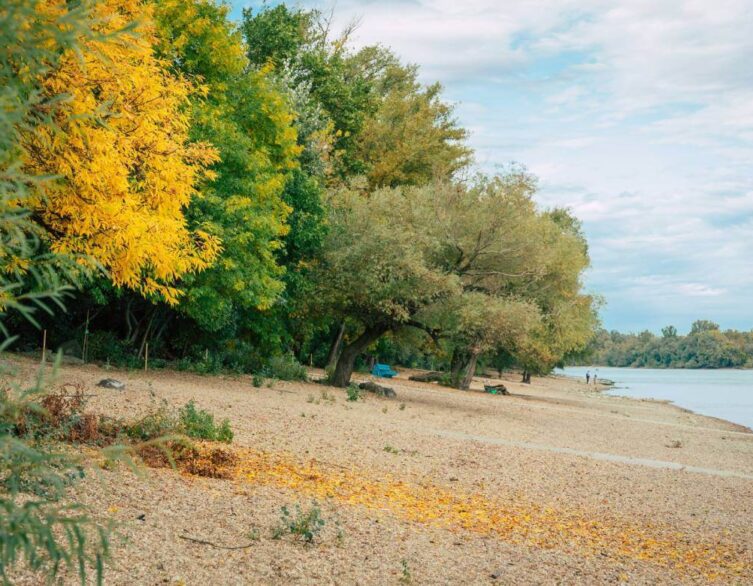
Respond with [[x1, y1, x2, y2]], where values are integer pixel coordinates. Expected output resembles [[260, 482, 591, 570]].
[[399, 403, 406, 411], [335, 520, 345, 546], [320, 389, 336, 404], [383, 445, 399, 454], [382, 406, 388, 414], [272, 502, 326, 544], [666, 439, 683, 449], [346, 383, 360, 402], [306, 394, 316, 404], [252, 374, 264, 388], [399, 559, 412, 584]]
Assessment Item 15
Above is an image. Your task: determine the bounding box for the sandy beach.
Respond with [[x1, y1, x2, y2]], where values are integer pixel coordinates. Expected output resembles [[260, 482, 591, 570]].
[[5, 355, 753, 585]]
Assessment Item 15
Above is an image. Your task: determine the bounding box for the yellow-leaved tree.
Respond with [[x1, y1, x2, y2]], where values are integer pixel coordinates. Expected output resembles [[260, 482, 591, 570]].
[[21, 0, 220, 304]]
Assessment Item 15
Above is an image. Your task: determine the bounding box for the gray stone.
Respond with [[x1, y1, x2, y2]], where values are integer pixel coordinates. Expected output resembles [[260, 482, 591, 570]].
[[96, 378, 125, 390]]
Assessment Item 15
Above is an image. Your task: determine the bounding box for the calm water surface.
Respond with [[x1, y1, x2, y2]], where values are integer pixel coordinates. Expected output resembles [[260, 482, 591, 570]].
[[558, 366, 753, 430]]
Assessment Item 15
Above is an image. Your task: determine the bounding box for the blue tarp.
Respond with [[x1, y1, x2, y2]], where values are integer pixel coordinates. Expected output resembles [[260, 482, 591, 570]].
[[371, 363, 397, 378]]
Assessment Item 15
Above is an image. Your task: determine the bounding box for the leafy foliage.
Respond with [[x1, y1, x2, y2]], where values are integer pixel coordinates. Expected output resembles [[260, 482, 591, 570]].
[[178, 401, 233, 443], [125, 399, 233, 444], [576, 321, 753, 369], [346, 384, 360, 402], [1, 366, 111, 584], [261, 354, 308, 382], [273, 502, 326, 543], [19, 0, 220, 305]]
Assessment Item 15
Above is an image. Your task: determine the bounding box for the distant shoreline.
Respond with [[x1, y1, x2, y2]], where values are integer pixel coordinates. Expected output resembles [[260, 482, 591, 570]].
[[558, 367, 753, 433], [567, 364, 751, 370]]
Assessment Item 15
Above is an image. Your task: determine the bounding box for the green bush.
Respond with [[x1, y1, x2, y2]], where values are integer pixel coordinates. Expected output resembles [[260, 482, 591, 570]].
[[1, 363, 111, 583], [86, 331, 140, 368], [346, 383, 360, 402], [175, 354, 224, 375], [178, 401, 233, 443], [125, 400, 233, 444], [124, 400, 179, 442], [272, 502, 325, 543], [438, 373, 455, 387], [261, 354, 308, 382]]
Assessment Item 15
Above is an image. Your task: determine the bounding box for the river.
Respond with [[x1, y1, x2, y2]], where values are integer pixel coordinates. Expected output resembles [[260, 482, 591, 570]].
[[557, 366, 753, 430]]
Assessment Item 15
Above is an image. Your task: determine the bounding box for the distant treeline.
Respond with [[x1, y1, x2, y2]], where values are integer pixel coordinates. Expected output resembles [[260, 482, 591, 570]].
[[572, 321, 753, 369]]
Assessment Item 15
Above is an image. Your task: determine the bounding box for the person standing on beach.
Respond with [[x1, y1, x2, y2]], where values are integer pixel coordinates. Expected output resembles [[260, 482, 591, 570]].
[[586, 371, 591, 384], [594, 369, 598, 385]]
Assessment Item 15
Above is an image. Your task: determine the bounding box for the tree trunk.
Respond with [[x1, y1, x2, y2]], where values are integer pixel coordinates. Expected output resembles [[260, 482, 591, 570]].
[[458, 350, 480, 390], [522, 370, 531, 384], [326, 322, 346, 369], [450, 347, 469, 387], [331, 325, 387, 387]]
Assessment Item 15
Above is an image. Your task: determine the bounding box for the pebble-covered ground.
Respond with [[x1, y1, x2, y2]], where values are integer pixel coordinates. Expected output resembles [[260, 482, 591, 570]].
[[5, 356, 753, 584]]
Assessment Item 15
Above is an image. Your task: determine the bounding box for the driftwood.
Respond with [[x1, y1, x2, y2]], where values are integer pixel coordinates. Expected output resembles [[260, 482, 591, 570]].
[[358, 381, 397, 398], [408, 371, 444, 383], [483, 384, 509, 395], [179, 534, 255, 550]]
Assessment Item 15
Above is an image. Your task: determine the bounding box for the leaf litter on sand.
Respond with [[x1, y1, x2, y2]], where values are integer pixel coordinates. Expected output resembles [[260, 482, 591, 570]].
[[141, 443, 750, 582]]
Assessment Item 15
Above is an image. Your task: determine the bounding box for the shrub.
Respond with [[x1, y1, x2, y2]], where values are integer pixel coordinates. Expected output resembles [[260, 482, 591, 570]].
[[252, 374, 264, 387], [124, 400, 179, 442], [262, 354, 308, 382], [178, 401, 233, 443], [86, 330, 138, 367], [438, 373, 456, 387], [175, 354, 224, 375], [273, 502, 325, 543], [346, 383, 360, 402], [1, 369, 110, 583], [125, 400, 233, 444]]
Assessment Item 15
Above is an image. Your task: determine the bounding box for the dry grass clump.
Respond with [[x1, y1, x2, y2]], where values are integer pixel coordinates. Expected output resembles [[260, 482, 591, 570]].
[[10, 382, 123, 444], [137, 441, 240, 479], [5, 379, 237, 479]]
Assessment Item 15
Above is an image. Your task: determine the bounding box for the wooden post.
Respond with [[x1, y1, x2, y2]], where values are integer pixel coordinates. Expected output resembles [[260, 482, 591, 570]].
[[144, 342, 149, 372], [41, 329, 47, 364], [82, 310, 90, 363]]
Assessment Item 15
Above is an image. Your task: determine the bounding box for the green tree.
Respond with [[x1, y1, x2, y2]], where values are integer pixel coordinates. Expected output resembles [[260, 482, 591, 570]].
[[690, 320, 720, 335], [154, 0, 301, 335], [243, 4, 373, 179], [352, 47, 471, 188], [312, 184, 461, 386], [662, 325, 678, 338], [1, 2, 117, 581]]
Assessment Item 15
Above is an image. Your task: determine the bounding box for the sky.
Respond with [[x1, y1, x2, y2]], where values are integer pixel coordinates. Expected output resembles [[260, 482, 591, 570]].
[[231, 0, 753, 334]]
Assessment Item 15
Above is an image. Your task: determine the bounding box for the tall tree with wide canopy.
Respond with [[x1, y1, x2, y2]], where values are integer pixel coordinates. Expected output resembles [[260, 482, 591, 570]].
[[312, 184, 461, 386]]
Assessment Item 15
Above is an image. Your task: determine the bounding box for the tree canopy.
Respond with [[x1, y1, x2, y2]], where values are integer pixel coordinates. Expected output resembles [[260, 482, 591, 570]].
[[576, 322, 753, 369], [3, 0, 599, 387]]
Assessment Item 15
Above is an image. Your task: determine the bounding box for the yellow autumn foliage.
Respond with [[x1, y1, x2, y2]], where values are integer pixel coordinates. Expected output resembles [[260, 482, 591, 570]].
[[21, 0, 220, 304]]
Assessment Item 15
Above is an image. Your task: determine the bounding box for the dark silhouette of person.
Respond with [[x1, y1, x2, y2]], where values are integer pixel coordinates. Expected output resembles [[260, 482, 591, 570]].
[[586, 371, 591, 384]]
